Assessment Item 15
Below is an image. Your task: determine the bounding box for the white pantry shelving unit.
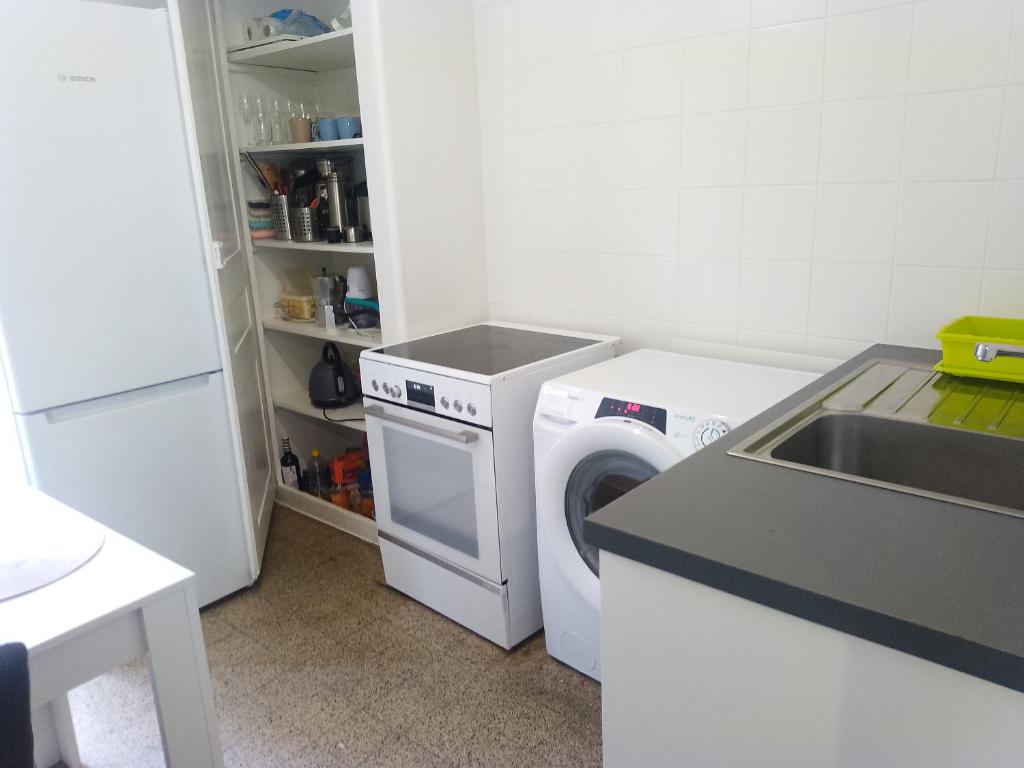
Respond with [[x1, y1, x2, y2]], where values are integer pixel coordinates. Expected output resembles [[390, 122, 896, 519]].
[[245, 137, 364, 155], [276, 485, 376, 541], [227, 28, 355, 71], [260, 313, 380, 348], [272, 388, 366, 431], [253, 239, 373, 254], [262, 315, 381, 348], [218, 0, 384, 542], [210, 0, 489, 549]]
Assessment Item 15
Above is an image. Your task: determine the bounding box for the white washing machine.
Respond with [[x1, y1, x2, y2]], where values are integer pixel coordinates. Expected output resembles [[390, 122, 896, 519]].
[[533, 349, 820, 680]]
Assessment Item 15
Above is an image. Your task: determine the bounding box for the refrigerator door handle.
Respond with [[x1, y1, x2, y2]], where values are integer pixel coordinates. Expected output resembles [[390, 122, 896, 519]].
[[211, 239, 241, 270], [211, 240, 225, 269], [43, 373, 217, 424]]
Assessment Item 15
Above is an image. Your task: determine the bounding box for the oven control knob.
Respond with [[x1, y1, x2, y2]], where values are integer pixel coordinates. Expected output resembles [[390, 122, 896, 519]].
[[453, 400, 464, 413], [440, 396, 450, 409], [394, 386, 402, 398], [384, 384, 394, 397], [371, 379, 379, 391], [466, 403, 477, 417]]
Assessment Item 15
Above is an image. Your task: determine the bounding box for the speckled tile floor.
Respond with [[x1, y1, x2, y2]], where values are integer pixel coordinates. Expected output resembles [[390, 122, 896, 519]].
[[65, 506, 602, 767]]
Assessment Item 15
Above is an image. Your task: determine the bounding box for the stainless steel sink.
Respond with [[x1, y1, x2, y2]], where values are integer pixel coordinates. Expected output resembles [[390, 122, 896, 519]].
[[730, 359, 1024, 519]]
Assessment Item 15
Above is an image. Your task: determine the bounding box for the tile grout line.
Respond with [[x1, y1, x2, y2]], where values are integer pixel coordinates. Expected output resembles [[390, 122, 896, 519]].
[[476, 0, 918, 77], [802, 11, 832, 352], [883, 0, 918, 343], [733, 13, 754, 341], [482, 79, 1013, 139], [979, 0, 1020, 292]]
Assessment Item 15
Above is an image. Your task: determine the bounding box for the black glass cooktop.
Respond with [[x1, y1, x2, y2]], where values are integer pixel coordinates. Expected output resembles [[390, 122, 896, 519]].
[[375, 324, 599, 376]]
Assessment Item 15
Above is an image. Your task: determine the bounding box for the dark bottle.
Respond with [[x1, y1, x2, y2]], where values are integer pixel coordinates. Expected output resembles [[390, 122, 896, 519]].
[[280, 437, 301, 490]]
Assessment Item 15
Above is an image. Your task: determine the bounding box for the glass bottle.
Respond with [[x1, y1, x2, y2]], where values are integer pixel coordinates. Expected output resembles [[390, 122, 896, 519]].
[[279, 437, 301, 490], [308, 449, 327, 498]]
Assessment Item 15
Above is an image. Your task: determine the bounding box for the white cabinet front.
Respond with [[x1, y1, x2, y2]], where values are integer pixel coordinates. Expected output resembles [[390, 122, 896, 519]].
[[365, 402, 501, 583]]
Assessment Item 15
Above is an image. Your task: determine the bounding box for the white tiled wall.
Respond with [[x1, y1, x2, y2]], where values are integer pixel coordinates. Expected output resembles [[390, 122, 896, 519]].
[[474, 0, 1024, 355]]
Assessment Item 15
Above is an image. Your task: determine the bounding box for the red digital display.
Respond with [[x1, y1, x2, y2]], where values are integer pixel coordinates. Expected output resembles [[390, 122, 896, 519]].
[[596, 397, 668, 433]]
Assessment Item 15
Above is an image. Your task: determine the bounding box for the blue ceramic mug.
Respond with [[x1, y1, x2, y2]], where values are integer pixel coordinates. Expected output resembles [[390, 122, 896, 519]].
[[318, 117, 339, 141], [334, 116, 362, 139]]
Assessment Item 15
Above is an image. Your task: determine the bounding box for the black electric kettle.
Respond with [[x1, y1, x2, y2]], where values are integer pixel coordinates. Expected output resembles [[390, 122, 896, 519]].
[[308, 342, 359, 408]]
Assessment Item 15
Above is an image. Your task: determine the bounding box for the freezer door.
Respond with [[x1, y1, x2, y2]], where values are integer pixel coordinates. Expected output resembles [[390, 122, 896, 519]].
[[16, 372, 252, 606], [0, 1, 222, 414]]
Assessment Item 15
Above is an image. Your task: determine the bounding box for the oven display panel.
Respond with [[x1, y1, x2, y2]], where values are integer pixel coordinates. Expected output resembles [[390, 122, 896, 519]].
[[406, 381, 436, 409], [596, 397, 667, 434]]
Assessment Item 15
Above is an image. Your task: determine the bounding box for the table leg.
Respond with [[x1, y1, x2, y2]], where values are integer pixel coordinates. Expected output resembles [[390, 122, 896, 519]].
[[140, 585, 223, 768], [31, 694, 82, 768]]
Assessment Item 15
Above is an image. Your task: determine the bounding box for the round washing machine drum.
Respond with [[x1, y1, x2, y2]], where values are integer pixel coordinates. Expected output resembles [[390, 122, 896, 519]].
[[540, 420, 682, 596], [564, 450, 660, 575]]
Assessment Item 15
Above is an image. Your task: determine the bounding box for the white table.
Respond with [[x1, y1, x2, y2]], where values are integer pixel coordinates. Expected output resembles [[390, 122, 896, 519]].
[[0, 484, 223, 768]]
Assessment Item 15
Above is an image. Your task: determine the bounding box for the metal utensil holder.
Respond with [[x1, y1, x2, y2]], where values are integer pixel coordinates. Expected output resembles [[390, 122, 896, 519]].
[[288, 206, 321, 242], [271, 194, 292, 240]]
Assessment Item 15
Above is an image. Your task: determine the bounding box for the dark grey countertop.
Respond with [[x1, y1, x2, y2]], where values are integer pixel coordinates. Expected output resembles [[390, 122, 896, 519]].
[[584, 344, 1024, 693]]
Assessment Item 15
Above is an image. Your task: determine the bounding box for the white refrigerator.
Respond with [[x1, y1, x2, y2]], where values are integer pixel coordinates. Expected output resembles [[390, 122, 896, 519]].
[[0, 0, 257, 605]]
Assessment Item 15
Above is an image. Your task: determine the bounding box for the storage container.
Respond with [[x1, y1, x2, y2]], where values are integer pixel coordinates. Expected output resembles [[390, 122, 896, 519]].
[[935, 316, 1024, 384], [277, 293, 315, 322]]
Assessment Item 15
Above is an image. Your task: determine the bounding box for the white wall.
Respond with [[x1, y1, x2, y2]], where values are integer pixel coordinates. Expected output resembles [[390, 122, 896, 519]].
[[473, 0, 1024, 356]]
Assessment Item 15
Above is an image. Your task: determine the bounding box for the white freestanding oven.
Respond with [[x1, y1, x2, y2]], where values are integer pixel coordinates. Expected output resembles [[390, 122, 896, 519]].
[[360, 322, 617, 649]]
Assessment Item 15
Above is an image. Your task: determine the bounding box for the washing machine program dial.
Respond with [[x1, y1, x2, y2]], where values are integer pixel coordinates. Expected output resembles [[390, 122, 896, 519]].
[[694, 419, 729, 450]]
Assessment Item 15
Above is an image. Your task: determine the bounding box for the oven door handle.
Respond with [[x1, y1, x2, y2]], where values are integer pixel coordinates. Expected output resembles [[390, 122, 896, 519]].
[[364, 404, 479, 444]]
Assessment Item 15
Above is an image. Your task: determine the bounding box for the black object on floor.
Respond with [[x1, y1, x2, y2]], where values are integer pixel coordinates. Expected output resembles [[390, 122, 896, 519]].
[[0, 642, 33, 768]]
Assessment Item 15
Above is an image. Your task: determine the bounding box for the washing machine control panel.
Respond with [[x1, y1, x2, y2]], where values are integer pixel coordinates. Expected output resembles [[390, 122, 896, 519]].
[[693, 418, 729, 450], [536, 384, 735, 458], [595, 397, 668, 434]]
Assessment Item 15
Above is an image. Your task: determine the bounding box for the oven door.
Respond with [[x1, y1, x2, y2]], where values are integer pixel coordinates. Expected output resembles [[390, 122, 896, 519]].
[[364, 401, 501, 583]]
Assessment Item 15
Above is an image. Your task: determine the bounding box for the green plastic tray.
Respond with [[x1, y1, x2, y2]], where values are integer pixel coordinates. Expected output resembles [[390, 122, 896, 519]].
[[935, 316, 1024, 384]]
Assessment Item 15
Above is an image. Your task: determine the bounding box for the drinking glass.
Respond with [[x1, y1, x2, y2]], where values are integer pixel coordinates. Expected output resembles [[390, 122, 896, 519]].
[[253, 108, 271, 146], [237, 92, 254, 147], [269, 96, 283, 144]]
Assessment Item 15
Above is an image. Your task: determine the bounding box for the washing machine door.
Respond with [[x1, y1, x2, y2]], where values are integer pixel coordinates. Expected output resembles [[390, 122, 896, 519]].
[[538, 419, 682, 609]]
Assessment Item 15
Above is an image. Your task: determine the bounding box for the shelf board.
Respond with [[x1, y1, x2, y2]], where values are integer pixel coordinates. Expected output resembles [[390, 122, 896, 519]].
[[262, 315, 381, 348], [244, 138, 364, 155], [273, 389, 366, 431], [227, 29, 355, 72], [275, 485, 377, 544], [252, 239, 373, 255]]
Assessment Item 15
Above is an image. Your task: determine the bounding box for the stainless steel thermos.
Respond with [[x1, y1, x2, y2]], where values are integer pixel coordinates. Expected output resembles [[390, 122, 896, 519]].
[[326, 171, 347, 230]]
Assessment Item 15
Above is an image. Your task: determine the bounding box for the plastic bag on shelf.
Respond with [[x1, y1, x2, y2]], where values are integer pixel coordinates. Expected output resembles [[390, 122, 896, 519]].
[[268, 9, 331, 37]]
